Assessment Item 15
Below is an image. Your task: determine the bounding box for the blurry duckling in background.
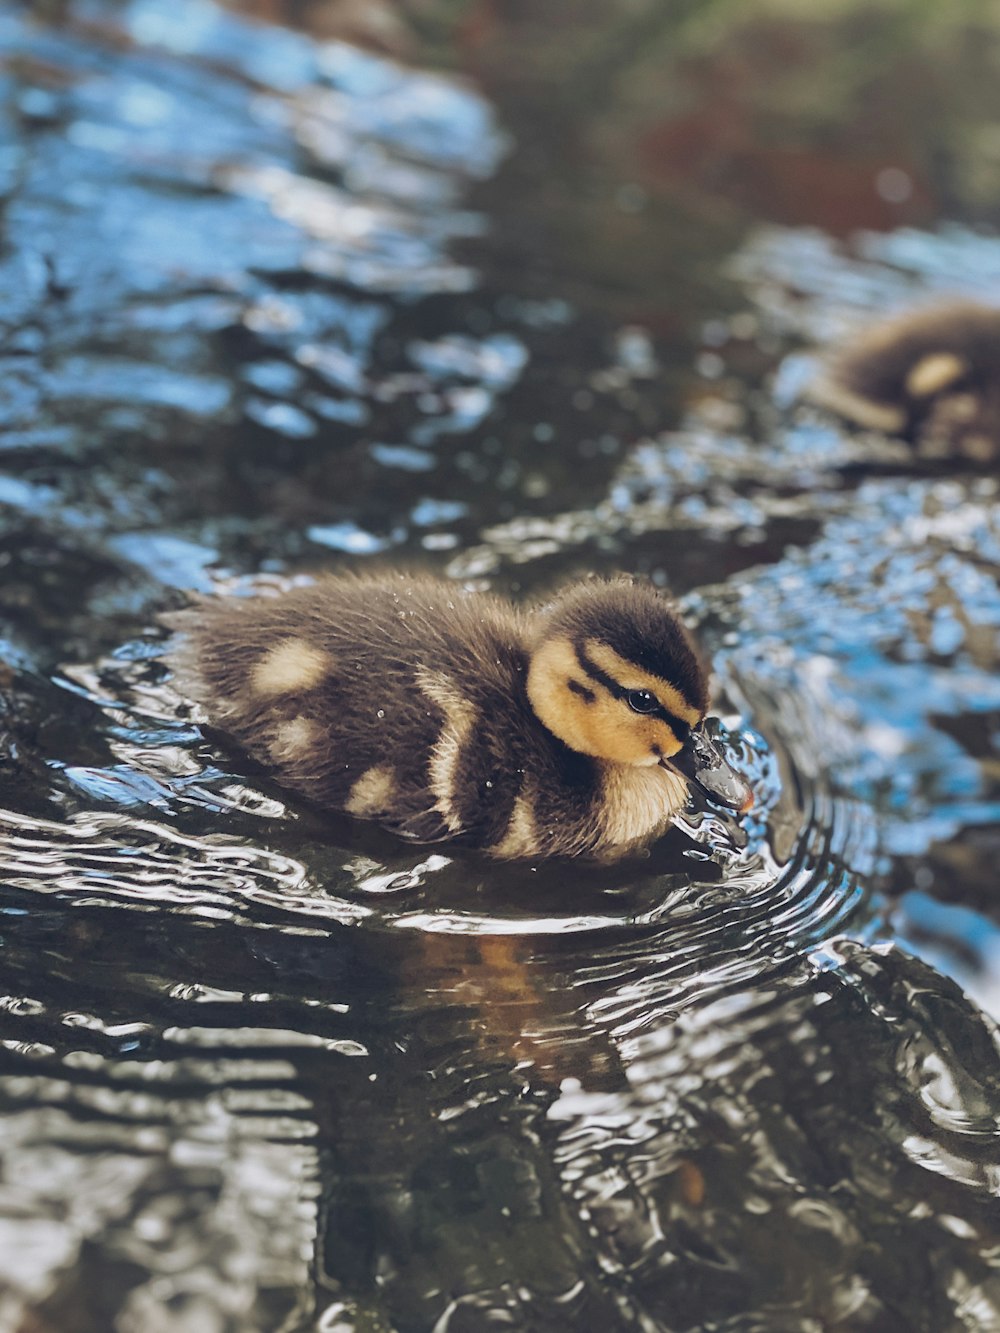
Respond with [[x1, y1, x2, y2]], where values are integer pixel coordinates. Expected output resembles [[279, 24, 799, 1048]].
[[165, 574, 752, 860], [807, 299, 1000, 462]]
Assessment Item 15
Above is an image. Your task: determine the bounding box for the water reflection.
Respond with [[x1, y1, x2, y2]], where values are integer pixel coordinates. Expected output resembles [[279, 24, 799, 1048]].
[[2, 0, 1000, 1327]]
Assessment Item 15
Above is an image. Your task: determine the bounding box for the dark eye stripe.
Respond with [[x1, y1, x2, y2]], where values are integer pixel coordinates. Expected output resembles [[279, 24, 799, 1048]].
[[575, 642, 694, 738], [574, 642, 620, 696]]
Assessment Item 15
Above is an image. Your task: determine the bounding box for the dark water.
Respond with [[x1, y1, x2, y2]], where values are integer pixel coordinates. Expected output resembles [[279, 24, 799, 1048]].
[[2, 2, 1000, 1329]]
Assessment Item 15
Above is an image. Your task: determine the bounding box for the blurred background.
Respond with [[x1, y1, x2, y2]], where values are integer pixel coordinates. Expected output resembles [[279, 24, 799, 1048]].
[[1, 0, 1000, 1329]]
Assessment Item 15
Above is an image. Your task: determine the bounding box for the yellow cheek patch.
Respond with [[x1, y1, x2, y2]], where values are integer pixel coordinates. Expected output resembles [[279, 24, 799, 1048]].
[[529, 636, 578, 686], [528, 637, 630, 759], [527, 636, 701, 764], [571, 694, 662, 766], [905, 352, 967, 399], [345, 764, 396, 816], [526, 637, 579, 742], [251, 638, 332, 698], [651, 718, 684, 758], [584, 639, 703, 726]]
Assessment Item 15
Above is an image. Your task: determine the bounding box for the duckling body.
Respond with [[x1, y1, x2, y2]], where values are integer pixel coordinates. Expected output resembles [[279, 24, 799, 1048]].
[[165, 574, 750, 860], [808, 299, 1000, 461]]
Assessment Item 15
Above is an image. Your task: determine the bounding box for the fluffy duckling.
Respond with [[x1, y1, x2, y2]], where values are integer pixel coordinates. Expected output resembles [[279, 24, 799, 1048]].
[[807, 299, 1000, 461], [164, 574, 752, 860]]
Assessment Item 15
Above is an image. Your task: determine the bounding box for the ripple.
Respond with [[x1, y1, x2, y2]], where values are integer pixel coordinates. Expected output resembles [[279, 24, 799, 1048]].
[[0, 806, 371, 928], [706, 477, 1000, 861], [45, 638, 878, 972], [542, 941, 1000, 1330]]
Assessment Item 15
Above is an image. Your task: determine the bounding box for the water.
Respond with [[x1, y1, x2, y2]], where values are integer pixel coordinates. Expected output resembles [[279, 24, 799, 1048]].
[[2, 1, 1000, 1329]]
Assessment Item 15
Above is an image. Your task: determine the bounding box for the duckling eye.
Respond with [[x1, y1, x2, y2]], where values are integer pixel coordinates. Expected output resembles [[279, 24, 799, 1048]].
[[625, 689, 658, 714]]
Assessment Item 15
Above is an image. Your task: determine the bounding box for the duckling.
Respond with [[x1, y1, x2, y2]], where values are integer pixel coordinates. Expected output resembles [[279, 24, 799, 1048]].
[[164, 574, 752, 860], [807, 299, 1000, 461]]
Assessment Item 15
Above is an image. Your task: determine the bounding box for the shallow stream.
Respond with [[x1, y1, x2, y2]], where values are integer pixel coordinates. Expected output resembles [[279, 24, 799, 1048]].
[[1, 2, 1000, 1329]]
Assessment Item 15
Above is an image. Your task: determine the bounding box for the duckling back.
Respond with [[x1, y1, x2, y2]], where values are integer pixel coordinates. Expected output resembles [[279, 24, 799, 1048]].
[[166, 574, 610, 855], [808, 300, 1000, 461]]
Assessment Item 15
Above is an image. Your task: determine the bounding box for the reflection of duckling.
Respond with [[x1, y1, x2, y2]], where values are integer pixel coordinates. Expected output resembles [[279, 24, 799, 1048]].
[[165, 575, 751, 859], [808, 300, 1000, 461]]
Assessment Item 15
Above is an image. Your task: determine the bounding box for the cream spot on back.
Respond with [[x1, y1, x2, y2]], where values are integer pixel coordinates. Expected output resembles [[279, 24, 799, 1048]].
[[416, 667, 476, 833], [251, 638, 331, 698], [905, 352, 967, 399], [492, 794, 537, 860], [269, 714, 317, 761], [345, 764, 396, 816], [599, 764, 688, 851], [960, 433, 995, 462], [915, 433, 951, 460], [943, 392, 980, 423]]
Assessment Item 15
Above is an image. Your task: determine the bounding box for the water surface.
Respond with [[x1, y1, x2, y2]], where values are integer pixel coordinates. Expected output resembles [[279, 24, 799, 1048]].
[[1, 1, 1000, 1329]]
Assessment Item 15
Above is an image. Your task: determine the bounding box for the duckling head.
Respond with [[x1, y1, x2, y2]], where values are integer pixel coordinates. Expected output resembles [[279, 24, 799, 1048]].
[[527, 580, 752, 812]]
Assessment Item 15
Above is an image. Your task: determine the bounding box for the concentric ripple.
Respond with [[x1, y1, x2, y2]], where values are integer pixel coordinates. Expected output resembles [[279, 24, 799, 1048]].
[[21, 619, 877, 956]]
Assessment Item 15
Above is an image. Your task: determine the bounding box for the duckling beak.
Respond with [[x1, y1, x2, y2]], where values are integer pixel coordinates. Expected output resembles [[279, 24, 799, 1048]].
[[660, 724, 754, 815]]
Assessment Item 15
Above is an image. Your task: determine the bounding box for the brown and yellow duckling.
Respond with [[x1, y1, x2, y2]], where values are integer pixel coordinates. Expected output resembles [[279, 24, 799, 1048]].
[[807, 299, 1000, 462], [165, 574, 752, 860]]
